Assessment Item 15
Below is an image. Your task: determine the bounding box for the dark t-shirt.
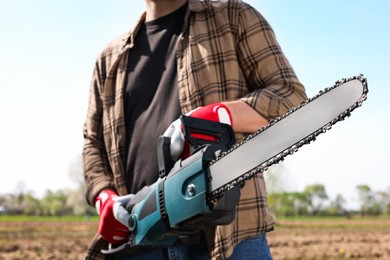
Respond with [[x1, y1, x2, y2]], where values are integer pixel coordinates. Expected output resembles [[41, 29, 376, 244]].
[[123, 4, 186, 194]]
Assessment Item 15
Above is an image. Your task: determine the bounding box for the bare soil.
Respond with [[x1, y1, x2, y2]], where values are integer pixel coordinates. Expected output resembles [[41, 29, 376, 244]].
[[0, 217, 389, 259], [0, 220, 96, 260], [268, 218, 390, 259]]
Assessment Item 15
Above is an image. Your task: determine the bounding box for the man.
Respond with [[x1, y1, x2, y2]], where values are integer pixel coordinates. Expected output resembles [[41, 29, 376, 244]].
[[83, 0, 307, 259]]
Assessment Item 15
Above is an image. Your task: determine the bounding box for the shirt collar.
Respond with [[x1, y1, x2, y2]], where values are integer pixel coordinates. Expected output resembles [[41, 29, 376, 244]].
[[121, 0, 222, 49]]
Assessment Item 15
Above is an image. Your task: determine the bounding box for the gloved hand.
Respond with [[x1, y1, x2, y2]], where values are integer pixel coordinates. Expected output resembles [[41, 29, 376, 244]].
[[163, 102, 232, 161], [95, 190, 132, 244]]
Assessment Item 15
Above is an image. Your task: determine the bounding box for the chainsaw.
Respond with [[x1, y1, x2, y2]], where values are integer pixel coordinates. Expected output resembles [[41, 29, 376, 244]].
[[102, 75, 368, 254]]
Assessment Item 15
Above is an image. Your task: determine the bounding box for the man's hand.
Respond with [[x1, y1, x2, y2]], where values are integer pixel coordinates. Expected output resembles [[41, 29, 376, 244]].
[[223, 100, 269, 133], [95, 190, 131, 244], [163, 102, 232, 160]]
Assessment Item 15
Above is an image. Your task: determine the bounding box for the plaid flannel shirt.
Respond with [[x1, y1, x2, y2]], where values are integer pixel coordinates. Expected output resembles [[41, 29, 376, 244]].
[[83, 0, 307, 259]]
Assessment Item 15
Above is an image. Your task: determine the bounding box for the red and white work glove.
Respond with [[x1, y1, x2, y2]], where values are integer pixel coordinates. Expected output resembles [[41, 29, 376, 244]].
[[163, 102, 233, 161], [95, 190, 134, 244]]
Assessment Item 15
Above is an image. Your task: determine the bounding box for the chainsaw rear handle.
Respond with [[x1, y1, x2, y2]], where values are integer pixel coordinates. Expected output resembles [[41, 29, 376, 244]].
[[157, 116, 235, 178], [180, 115, 235, 151]]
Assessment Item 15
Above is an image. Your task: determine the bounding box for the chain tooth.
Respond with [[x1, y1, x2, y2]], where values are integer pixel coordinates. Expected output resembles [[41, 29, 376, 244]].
[[209, 75, 368, 201]]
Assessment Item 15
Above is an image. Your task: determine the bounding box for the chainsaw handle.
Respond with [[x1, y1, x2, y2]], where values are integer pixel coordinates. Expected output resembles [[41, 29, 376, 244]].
[[180, 115, 235, 153], [157, 116, 235, 178]]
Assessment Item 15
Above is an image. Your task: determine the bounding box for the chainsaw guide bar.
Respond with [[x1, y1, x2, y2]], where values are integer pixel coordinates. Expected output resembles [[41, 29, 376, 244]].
[[208, 75, 368, 200]]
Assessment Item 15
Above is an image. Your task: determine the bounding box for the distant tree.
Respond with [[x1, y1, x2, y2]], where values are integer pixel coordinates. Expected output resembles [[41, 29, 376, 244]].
[[264, 165, 291, 194], [23, 192, 43, 215], [14, 181, 27, 213], [304, 184, 328, 215], [265, 165, 308, 216], [68, 155, 84, 187], [356, 185, 380, 216], [66, 187, 96, 216], [268, 192, 291, 216], [67, 155, 95, 215], [385, 188, 390, 215], [268, 191, 310, 217], [14, 181, 27, 197], [375, 191, 390, 215], [0, 194, 20, 214], [41, 189, 73, 215], [291, 192, 311, 216], [328, 194, 349, 217]]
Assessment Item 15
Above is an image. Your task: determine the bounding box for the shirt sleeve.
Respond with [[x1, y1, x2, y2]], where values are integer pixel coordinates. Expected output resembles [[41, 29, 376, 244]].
[[82, 61, 116, 206], [236, 3, 307, 120]]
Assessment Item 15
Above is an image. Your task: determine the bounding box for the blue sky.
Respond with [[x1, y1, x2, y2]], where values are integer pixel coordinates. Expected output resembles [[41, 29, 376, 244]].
[[0, 1, 389, 208]]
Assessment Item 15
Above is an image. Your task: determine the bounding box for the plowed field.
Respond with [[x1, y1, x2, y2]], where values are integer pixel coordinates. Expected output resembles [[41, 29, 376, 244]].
[[1, 217, 389, 259], [268, 218, 390, 259]]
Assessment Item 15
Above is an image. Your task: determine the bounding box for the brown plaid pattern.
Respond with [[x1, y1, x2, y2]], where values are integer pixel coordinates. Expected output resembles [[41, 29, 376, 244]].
[[83, 0, 306, 259]]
